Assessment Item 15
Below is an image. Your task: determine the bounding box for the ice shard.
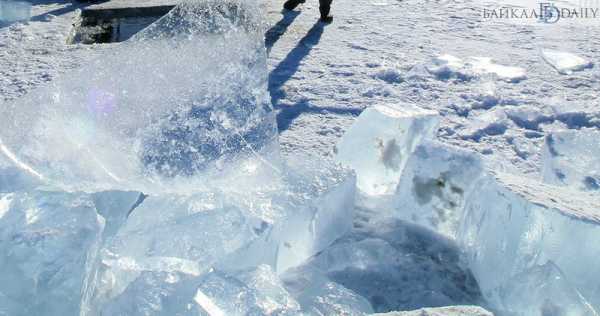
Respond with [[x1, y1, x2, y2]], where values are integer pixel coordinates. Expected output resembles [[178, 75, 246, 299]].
[[459, 171, 600, 312], [335, 104, 439, 195], [0, 0, 278, 193], [542, 129, 600, 192]]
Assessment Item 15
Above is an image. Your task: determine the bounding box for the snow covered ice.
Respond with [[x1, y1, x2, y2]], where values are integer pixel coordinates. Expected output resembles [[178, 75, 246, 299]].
[[542, 50, 593, 75], [371, 305, 493, 316], [335, 104, 439, 195], [542, 129, 600, 192], [468, 57, 526, 83], [424, 55, 526, 83], [0, 0, 278, 193]]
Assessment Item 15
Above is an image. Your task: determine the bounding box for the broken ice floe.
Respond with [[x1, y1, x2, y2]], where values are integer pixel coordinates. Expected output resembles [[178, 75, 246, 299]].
[[371, 305, 493, 316], [469, 57, 526, 83], [542, 129, 600, 191], [425, 54, 526, 82], [494, 261, 598, 316], [98, 265, 303, 316], [459, 171, 600, 313], [425, 54, 469, 81], [542, 50, 593, 75], [83, 157, 356, 314], [0, 191, 141, 316], [0, 0, 277, 193], [335, 104, 439, 195], [0, 155, 356, 316]]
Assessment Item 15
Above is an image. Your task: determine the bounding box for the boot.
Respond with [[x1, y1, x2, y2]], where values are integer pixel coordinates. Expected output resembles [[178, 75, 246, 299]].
[[283, 0, 305, 11], [319, 5, 333, 23]]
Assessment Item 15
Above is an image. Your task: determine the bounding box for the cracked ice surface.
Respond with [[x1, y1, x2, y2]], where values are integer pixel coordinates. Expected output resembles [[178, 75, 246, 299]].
[[0, 0, 278, 193], [459, 171, 600, 314]]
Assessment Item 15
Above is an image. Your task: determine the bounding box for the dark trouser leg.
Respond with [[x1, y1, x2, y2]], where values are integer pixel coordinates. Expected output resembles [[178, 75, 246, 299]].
[[319, 0, 332, 17], [283, 0, 305, 11]]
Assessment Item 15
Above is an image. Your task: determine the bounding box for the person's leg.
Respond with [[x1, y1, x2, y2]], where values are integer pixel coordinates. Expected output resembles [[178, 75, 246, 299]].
[[283, 0, 305, 11], [319, 0, 333, 23]]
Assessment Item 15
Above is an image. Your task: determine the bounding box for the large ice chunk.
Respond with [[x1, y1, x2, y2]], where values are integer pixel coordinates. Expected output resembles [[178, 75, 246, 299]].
[[335, 104, 439, 195], [0, 192, 103, 316], [85, 157, 356, 312], [270, 159, 356, 273], [392, 142, 484, 237], [459, 171, 600, 312], [495, 261, 597, 316], [85, 191, 269, 313], [542, 129, 600, 192], [0, 0, 278, 193], [542, 50, 593, 74], [0, 190, 143, 316], [98, 265, 302, 316]]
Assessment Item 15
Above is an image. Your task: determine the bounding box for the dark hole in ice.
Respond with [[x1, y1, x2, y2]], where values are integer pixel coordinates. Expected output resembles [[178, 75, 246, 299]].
[[68, 1, 254, 44]]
